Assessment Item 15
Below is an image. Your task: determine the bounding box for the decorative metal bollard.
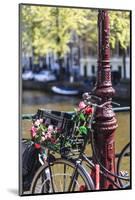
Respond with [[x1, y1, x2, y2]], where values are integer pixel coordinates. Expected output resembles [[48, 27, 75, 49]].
[[92, 9, 118, 189]]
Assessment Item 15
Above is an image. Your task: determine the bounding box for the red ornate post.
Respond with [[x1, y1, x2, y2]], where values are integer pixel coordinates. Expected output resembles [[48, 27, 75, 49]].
[[92, 9, 118, 189]]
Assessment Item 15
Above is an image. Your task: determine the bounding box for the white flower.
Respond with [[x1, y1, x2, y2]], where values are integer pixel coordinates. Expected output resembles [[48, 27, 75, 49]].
[[42, 132, 45, 136], [34, 119, 40, 126], [41, 136, 46, 142], [48, 125, 53, 132]]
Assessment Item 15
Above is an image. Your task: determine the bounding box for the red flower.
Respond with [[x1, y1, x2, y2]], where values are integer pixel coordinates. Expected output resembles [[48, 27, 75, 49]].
[[34, 143, 41, 149], [85, 107, 93, 115], [51, 136, 56, 144], [55, 127, 62, 132]]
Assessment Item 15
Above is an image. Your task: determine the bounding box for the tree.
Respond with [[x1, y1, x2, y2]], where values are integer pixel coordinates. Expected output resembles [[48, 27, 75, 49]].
[[21, 5, 130, 78], [21, 6, 51, 64], [21, 5, 98, 75], [109, 11, 130, 49], [109, 11, 130, 79]]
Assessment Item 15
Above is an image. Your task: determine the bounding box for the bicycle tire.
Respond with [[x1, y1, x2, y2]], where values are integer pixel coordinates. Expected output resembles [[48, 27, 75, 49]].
[[30, 158, 95, 194], [117, 143, 130, 188]]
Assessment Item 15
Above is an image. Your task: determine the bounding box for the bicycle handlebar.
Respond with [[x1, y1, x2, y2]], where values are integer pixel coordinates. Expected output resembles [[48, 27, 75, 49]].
[[83, 93, 120, 108], [83, 93, 102, 102]]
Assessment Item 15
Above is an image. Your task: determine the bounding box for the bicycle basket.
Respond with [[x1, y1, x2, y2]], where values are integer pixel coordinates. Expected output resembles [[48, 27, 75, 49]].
[[36, 109, 73, 133], [31, 109, 86, 157]]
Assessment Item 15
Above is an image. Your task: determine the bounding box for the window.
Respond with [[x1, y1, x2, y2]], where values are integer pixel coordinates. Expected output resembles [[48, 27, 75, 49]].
[[118, 66, 122, 78], [91, 65, 95, 74]]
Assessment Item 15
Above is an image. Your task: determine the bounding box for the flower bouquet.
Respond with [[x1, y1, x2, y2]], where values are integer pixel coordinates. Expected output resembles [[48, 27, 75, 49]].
[[30, 100, 93, 157]]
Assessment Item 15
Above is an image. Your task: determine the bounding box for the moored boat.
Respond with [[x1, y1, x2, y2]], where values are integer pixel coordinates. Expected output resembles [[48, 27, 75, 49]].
[[51, 86, 79, 95]]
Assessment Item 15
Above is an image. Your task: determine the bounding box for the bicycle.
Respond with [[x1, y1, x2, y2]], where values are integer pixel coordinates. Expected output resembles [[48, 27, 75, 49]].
[[27, 93, 130, 194], [117, 142, 130, 188]]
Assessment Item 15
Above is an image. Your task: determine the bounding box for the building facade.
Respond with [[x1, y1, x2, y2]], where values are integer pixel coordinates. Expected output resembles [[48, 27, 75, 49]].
[[80, 56, 130, 79]]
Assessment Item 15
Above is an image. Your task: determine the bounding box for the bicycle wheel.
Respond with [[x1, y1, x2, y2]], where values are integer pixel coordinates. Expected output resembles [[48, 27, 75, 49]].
[[117, 143, 130, 188], [30, 158, 95, 194]]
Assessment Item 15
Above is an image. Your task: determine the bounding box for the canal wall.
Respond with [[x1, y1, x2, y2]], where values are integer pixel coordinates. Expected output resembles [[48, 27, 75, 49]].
[[22, 80, 130, 101]]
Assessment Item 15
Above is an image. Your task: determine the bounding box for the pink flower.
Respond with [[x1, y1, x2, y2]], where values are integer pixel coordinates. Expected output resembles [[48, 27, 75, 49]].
[[78, 101, 86, 110], [48, 125, 53, 132], [45, 131, 52, 139], [47, 131, 52, 138], [30, 126, 37, 138], [39, 118, 43, 123]]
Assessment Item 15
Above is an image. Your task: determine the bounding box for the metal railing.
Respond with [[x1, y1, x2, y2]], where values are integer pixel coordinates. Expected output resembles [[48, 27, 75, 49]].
[[113, 107, 130, 113]]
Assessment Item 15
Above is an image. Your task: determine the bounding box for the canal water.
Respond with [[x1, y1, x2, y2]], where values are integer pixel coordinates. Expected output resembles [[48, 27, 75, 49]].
[[22, 90, 130, 154]]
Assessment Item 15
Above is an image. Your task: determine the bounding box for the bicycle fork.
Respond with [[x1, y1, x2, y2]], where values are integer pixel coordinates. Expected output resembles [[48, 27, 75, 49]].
[[38, 153, 55, 193], [67, 159, 95, 192]]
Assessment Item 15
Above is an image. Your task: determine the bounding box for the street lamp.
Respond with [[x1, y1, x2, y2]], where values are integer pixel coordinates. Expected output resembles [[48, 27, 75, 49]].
[[92, 9, 118, 189]]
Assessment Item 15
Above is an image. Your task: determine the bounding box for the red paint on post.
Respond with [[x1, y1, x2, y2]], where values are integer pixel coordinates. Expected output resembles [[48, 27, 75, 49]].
[[95, 164, 100, 190]]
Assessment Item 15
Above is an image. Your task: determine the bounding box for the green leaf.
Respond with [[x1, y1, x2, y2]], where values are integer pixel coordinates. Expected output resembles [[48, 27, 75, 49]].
[[79, 126, 87, 135], [79, 113, 86, 121]]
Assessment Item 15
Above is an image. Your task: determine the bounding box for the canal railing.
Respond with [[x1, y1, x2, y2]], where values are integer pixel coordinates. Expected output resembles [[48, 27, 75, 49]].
[[113, 107, 130, 113], [22, 106, 130, 120]]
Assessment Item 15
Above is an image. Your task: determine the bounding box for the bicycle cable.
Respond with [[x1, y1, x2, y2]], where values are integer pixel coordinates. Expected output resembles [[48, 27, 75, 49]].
[[91, 130, 130, 181]]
